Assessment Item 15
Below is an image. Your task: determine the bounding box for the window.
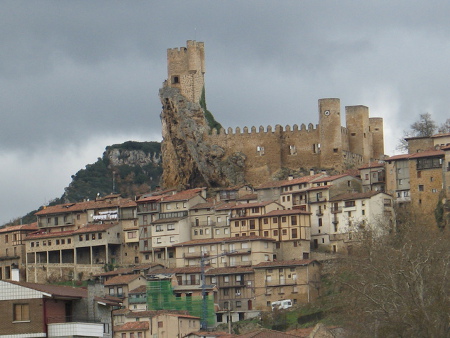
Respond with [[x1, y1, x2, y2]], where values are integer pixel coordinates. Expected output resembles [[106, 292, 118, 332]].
[[117, 287, 123, 297], [281, 216, 287, 223], [236, 301, 242, 308], [249, 220, 255, 229], [345, 201, 355, 207], [156, 225, 163, 232], [273, 217, 278, 224], [122, 334, 126, 338], [156, 238, 162, 244], [291, 216, 297, 225], [14, 304, 30, 321], [167, 224, 175, 231], [291, 228, 298, 238], [172, 76, 179, 84], [418, 185, 424, 192], [158, 321, 163, 328], [224, 276, 229, 283], [170, 236, 175, 243], [398, 179, 403, 185]]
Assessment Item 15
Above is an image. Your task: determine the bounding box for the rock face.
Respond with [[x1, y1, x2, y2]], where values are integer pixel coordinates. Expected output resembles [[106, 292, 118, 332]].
[[160, 86, 245, 189], [106, 148, 161, 167]]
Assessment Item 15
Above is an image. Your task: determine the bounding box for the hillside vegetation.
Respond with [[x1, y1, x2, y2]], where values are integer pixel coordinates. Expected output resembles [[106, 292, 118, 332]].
[[5, 141, 162, 226]]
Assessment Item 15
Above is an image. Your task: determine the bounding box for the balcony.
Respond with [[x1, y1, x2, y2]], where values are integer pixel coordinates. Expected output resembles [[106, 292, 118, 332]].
[[129, 296, 147, 304], [191, 221, 216, 227], [331, 207, 342, 214], [184, 251, 209, 259], [309, 196, 327, 203], [47, 322, 104, 337], [316, 210, 323, 216]]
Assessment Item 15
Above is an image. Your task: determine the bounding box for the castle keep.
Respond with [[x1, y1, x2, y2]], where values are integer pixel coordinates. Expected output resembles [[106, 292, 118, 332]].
[[161, 41, 385, 188]]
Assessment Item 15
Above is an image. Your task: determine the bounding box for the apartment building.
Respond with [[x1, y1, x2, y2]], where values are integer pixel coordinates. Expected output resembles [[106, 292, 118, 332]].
[[408, 149, 445, 224], [229, 201, 284, 237], [205, 266, 256, 323], [385, 154, 412, 207], [328, 191, 394, 252], [174, 236, 276, 269], [25, 222, 123, 283], [139, 188, 207, 267], [104, 274, 147, 308], [0, 222, 37, 281], [359, 161, 386, 192], [252, 259, 321, 311]]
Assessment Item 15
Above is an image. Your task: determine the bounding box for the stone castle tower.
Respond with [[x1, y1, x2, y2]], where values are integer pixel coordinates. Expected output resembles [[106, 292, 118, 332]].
[[166, 40, 205, 103], [160, 41, 385, 188]]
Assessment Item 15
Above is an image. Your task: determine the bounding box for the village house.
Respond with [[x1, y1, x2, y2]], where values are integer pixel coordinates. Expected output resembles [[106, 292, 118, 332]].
[[174, 236, 276, 269], [0, 279, 120, 338], [0, 222, 37, 281], [252, 259, 321, 311], [328, 191, 394, 252], [104, 273, 147, 308], [385, 154, 412, 207], [358, 161, 386, 192]]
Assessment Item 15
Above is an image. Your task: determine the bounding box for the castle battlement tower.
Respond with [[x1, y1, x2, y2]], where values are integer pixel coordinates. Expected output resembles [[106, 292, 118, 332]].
[[167, 40, 205, 103]]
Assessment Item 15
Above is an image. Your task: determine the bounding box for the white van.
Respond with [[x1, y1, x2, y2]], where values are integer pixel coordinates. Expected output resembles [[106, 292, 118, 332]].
[[271, 299, 292, 311]]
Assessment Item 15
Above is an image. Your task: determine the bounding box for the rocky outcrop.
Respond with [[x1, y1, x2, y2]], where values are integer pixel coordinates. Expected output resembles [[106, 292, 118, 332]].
[[160, 86, 245, 189], [106, 148, 161, 167]]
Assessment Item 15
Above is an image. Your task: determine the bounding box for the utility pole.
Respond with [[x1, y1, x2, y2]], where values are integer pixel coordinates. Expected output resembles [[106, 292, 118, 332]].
[[200, 250, 236, 330]]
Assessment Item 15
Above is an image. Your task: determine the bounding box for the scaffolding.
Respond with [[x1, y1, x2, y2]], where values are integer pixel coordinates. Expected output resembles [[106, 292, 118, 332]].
[[147, 280, 215, 327]]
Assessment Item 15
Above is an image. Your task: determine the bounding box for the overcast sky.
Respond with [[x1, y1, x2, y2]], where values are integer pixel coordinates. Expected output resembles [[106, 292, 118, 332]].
[[1, 1, 450, 225]]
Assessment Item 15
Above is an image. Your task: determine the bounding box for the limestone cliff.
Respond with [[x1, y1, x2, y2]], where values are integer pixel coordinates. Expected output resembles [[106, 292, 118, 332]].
[[160, 86, 245, 189]]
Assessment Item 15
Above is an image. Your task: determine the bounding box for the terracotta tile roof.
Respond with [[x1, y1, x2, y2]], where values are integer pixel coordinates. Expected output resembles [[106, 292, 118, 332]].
[[205, 266, 254, 275], [95, 295, 122, 306], [149, 267, 203, 275], [136, 195, 163, 203], [173, 235, 275, 247], [306, 185, 330, 191], [73, 223, 117, 234], [237, 328, 298, 338], [285, 327, 315, 337], [126, 309, 190, 318], [95, 263, 164, 277], [442, 144, 450, 150], [104, 274, 145, 286], [264, 209, 311, 216], [190, 201, 216, 210], [129, 285, 147, 294], [215, 201, 237, 211], [188, 331, 234, 338], [329, 191, 383, 202], [311, 174, 349, 183], [253, 259, 319, 269], [230, 201, 279, 209], [35, 197, 136, 216], [6, 280, 87, 298], [432, 132, 450, 138], [408, 149, 445, 159], [0, 222, 38, 233], [113, 308, 130, 315], [256, 174, 326, 190], [358, 162, 385, 169], [161, 188, 205, 202], [25, 230, 75, 240], [236, 193, 258, 201], [114, 321, 149, 331]]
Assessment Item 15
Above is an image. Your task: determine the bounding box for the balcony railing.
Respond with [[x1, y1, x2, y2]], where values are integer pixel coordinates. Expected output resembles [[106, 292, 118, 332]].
[[316, 210, 323, 216], [331, 207, 342, 213], [309, 197, 327, 203], [47, 322, 104, 337]]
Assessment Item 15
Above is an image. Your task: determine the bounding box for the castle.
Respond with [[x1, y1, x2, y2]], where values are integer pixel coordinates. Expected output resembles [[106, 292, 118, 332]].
[[161, 41, 385, 187]]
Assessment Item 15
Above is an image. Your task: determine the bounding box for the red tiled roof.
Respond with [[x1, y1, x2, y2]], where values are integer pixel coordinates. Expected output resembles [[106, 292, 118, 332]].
[[104, 274, 144, 286], [150, 267, 202, 274], [25, 230, 75, 240], [136, 195, 163, 203], [237, 328, 298, 338], [329, 191, 383, 202], [188, 331, 234, 338], [205, 266, 254, 275], [253, 259, 319, 268], [236, 193, 258, 201], [214, 201, 237, 211], [280, 173, 326, 187], [311, 174, 349, 183], [73, 223, 117, 234], [114, 321, 149, 331], [129, 285, 147, 294], [230, 201, 279, 209], [432, 132, 450, 138], [173, 235, 275, 247], [0, 222, 38, 233], [35, 196, 136, 216], [408, 149, 444, 159], [264, 209, 311, 216], [160, 188, 205, 202], [95, 263, 164, 277]]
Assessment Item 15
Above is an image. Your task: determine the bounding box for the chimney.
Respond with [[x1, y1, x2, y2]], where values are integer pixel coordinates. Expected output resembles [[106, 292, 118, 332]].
[[309, 169, 315, 176], [11, 263, 20, 282]]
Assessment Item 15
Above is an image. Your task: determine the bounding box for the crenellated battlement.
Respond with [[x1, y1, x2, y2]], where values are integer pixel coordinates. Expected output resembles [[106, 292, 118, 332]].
[[209, 123, 320, 136], [160, 41, 386, 188]]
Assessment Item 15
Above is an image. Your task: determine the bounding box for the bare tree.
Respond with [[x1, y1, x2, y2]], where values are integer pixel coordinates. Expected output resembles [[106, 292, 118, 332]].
[[438, 118, 450, 134], [397, 113, 438, 152], [329, 208, 450, 337]]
